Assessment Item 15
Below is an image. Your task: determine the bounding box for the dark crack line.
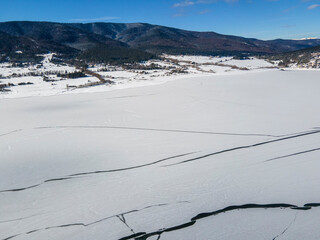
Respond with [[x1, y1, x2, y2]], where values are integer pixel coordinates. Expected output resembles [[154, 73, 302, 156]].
[[8, 223, 86, 238], [68, 152, 196, 177], [156, 233, 162, 240], [304, 203, 320, 207], [0, 184, 41, 193], [168, 129, 320, 166], [118, 215, 126, 223], [119, 202, 320, 240], [2, 125, 317, 143], [44, 223, 86, 230], [3, 235, 19, 240], [25, 223, 86, 235], [87, 210, 138, 227], [265, 147, 320, 162], [0, 177, 76, 193], [117, 215, 135, 234], [0, 129, 22, 137], [0, 153, 194, 194], [191, 203, 300, 222], [0, 202, 176, 240], [87, 203, 169, 227], [272, 212, 298, 240], [35, 125, 282, 137], [2, 128, 318, 193], [119, 232, 147, 240], [133, 221, 196, 240]]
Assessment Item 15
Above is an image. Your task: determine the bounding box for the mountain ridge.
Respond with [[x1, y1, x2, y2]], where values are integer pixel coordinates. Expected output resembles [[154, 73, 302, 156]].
[[1, 21, 320, 63]]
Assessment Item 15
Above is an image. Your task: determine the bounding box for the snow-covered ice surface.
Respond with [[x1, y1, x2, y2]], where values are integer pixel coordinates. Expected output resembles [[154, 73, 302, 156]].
[[1, 66, 320, 239]]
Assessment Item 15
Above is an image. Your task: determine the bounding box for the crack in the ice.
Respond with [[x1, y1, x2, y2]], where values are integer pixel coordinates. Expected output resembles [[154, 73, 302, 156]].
[[0, 203, 176, 240], [304, 203, 320, 207], [87, 203, 169, 227], [68, 152, 196, 177], [0, 177, 75, 193], [0, 153, 194, 194], [272, 212, 298, 240], [156, 233, 162, 240], [169, 129, 320, 166], [190, 203, 306, 221], [2, 128, 318, 194], [3, 125, 316, 141], [0, 129, 22, 137], [2, 129, 320, 195], [1, 125, 314, 144], [119, 202, 320, 240], [0, 184, 41, 193], [35, 125, 281, 137], [119, 232, 147, 240], [3, 235, 19, 240], [117, 214, 135, 234], [265, 147, 320, 162]]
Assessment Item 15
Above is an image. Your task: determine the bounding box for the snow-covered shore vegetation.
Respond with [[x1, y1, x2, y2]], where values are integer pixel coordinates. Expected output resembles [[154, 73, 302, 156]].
[[0, 54, 272, 98], [2, 53, 319, 99]]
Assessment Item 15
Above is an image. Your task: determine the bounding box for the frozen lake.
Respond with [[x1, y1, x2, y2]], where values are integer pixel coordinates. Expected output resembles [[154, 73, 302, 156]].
[[1, 69, 320, 240]]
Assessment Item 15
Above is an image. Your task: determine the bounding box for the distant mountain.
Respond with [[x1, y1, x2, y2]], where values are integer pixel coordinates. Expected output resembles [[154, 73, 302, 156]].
[[0, 21, 320, 63], [0, 22, 148, 63], [72, 22, 320, 54], [0, 21, 126, 51]]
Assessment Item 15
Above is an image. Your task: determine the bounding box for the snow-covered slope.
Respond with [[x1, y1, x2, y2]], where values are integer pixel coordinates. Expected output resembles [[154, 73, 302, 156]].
[[1, 69, 320, 240]]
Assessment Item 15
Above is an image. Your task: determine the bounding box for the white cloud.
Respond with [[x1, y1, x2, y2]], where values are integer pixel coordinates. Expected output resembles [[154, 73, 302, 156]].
[[173, 1, 195, 7], [308, 4, 320, 9], [173, 0, 238, 8]]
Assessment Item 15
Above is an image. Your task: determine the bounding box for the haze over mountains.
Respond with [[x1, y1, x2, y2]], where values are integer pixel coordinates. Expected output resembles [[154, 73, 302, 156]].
[[1, 21, 320, 62]]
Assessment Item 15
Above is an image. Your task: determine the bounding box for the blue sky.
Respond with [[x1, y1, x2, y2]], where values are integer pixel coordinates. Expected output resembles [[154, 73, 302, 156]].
[[0, 0, 319, 40]]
